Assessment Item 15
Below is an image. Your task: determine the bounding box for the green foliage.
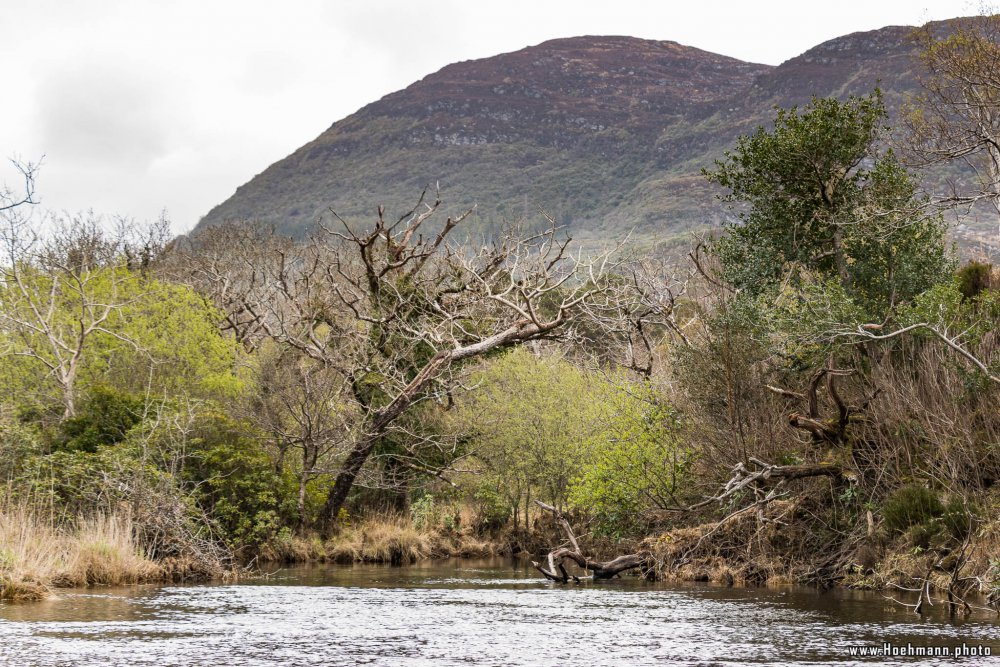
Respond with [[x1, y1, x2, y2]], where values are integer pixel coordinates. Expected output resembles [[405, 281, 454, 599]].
[[459, 349, 693, 538], [89, 280, 243, 398], [840, 158, 953, 314], [53, 385, 144, 453], [957, 261, 993, 300], [898, 280, 1000, 372], [767, 276, 866, 364], [472, 482, 514, 532], [882, 485, 944, 534], [568, 386, 694, 538], [407, 493, 460, 533], [940, 497, 977, 541], [12, 442, 172, 518], [704, 90, 951, 318], [0, 419, 44, 480], [900, 497, 975, 551], [410, 494, 437, 531], [181, 412, 297, 549], [458, 349, 611, 513], [705, 92, 886, 282], [0, 268, 242, 417]]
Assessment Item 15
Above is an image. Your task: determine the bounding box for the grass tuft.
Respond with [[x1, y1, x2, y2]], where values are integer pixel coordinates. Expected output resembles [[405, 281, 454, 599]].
[[0, 506, 164, 599]]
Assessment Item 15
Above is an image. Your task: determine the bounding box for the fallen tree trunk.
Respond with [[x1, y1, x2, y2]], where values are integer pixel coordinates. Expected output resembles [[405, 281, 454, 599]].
[[684, 457, 847, 513], [531, 501, 646, 582]]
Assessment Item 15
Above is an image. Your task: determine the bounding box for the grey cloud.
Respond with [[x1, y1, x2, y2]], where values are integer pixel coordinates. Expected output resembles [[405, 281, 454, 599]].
[[33, 63, 169, 170]]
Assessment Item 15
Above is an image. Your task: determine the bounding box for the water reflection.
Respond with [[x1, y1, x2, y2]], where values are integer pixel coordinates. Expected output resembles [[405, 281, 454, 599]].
[[1, 559, 998, 666]]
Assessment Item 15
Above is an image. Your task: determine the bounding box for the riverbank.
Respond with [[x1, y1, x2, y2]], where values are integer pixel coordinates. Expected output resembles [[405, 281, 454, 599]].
[[644, 492, 1000, 610], [258, 516, 507, 566], [0, 509, 170, 601], [0, 508, 513, 601], [7, 498, 999, 614]]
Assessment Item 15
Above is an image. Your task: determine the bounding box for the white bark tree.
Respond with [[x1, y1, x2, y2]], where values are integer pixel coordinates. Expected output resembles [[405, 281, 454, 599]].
[[0, 204, 166, 419]]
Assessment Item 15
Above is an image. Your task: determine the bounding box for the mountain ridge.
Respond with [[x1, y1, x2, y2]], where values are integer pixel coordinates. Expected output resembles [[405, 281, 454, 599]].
[[196, 18, 986, 246]]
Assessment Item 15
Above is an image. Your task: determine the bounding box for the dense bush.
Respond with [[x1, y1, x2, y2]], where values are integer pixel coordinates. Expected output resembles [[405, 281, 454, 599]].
[[882, 485, 944, 534], [180, 412, 297, 551], [568, 392, 694, 539], [53, 385, 144, 453], [957, 260, 993, 300]]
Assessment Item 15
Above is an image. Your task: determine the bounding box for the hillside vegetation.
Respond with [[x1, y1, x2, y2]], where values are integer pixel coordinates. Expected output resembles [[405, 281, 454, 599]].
[[196, 20, 997, 256]]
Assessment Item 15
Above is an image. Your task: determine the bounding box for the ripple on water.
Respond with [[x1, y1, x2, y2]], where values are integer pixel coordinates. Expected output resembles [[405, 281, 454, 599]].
[[1, 560, 999, 666]]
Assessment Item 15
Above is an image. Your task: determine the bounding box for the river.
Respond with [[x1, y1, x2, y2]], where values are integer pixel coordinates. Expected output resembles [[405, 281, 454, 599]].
[[1, 559, 999, 665]]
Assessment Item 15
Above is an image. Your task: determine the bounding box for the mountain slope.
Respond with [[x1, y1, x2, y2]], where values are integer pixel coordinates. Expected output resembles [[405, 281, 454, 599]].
[[195, 21, 964, 244]]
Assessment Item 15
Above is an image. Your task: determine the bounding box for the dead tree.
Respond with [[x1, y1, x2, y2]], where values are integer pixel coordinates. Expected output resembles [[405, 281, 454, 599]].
[[581, 255, 695, 377], [162, 222, 289, 351], [532, 501, 646, 582], [188, 193, 633, 531], [765, 365, 865, 445], [685, 457, 846, 513], [0, 158, 39, 213], [906, 15, 1000, 236]]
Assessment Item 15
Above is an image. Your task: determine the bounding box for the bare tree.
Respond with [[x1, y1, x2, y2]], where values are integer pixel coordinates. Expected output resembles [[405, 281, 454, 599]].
[[906, 15, 1000, 238], [162, 223, 286, 350], [0, 208, 166, 419], [242, 348, 355, 525], [0, 158, 40, 213], [189, 194, 631, 529], [532, 501, 647, 582]]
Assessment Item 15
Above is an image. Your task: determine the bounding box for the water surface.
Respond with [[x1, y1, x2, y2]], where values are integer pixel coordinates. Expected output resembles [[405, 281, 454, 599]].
[[1, 559, 998, 665]]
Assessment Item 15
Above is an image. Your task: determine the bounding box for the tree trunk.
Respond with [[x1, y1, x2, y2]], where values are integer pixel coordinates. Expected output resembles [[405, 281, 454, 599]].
[[832, 225, 850, 287], [534, 549, 646, 581], [298, 475, 308, 528], [531, 501, 646, 582], [319, 434, 380, 531], [298, 448, 309, 528], [319, 321, 564, 532], [319, 351, 452, 531], [60, 375, 76, 420]]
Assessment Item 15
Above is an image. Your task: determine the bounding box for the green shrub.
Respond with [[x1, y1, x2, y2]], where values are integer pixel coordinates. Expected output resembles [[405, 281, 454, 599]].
[[569, 396, 694, 540], [957, 260, 993, 300], [882, 485, 944, 534], [941, 497, 978, 541], [905, 522, 942, 550], [410, 494, 436, 531], [52, 386, 144, 453], [472, 483, 513, 532], [182, 411, 296, 550], [13, 445, 164, 515], [0, 420, 44, 479]]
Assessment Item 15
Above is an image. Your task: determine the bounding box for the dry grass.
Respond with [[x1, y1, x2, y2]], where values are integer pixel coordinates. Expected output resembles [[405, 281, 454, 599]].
[[248, 502, 506, 566], [0, 506, 164, 600], [326, 517, 436, 564], [318, 512, 503, 565], [257, 532, 326, 563]]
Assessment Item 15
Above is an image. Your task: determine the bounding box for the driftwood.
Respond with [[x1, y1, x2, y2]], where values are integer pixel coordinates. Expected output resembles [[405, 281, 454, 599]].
[[684, 457, 846, 514], [531, 501, 646, 582]]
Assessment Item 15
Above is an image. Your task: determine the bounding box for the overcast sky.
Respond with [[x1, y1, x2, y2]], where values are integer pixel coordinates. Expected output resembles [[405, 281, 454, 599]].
[[0, 0, 979, 234]]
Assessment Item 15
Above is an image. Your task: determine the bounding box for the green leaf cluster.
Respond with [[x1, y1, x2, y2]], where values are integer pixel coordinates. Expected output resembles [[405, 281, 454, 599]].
[[704, 90, 952, 319]]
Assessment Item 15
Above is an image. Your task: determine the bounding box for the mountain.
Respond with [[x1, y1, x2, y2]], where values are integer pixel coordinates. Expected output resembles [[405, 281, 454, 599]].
[[195, 19, 985, 248]]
